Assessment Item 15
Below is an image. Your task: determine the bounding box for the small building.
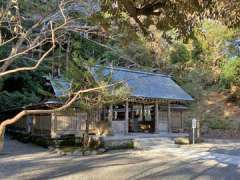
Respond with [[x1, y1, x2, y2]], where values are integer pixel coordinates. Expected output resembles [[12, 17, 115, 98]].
[[1, 77, 99, 144], [3, 66, 193, 144], [92, 66, 193, 135]]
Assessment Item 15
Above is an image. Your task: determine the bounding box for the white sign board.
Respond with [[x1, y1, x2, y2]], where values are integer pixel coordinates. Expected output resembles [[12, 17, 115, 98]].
[[192, 118, 197, 129], [192, 118, 197, 144]]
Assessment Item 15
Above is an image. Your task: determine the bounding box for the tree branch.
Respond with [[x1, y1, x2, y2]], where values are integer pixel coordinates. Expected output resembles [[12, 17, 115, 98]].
[[0, 38, 51, 63], [137, 0, 166, 15], [0, 21, 56, 77], [0, 19, 44, 72], [0, 82, 122, 137], [0, 35, 18, 47]]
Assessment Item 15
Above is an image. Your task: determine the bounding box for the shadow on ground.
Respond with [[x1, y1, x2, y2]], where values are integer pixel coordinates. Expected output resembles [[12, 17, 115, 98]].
[[1, 136, 240, 180]]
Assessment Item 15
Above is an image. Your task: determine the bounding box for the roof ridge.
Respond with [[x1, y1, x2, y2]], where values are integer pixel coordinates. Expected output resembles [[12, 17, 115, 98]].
[[94, 65, 171, 78]]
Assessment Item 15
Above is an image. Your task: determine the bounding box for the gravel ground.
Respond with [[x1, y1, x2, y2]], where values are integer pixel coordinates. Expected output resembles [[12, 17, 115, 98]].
[[1, 136, 240, 180]]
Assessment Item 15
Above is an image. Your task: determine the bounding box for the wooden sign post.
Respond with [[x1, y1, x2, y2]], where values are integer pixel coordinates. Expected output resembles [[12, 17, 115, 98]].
[[192, 118, 197, 144]]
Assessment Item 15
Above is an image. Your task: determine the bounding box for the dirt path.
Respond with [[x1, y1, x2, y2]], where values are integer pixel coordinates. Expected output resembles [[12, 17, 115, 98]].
[[1, 136, 240, 180]]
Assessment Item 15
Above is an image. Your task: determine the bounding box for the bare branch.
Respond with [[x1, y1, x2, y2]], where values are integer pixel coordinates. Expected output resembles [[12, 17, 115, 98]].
[[0, 0, 101, 73], [0, 19, 44, 72], [0, 38, 51, 63], [0, 21, 56, 77], [0, 35, 18, 47], [0, 82, 123, 137], [59, 0, 67, 24]]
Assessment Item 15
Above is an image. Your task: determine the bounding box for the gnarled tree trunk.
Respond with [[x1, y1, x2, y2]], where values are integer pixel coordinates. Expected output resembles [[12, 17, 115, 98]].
[[0, 84, 115, 152], [0, 127, 5, 152], [83, 112, 90, 148]]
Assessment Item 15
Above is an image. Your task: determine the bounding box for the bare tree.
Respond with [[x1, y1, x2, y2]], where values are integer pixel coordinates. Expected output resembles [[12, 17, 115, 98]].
[[0, 0, 104, 151]]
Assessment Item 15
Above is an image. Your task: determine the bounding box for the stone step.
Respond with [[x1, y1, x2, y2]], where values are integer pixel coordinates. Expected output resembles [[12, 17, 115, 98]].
[[134, 141, 173, 146], [134, 137, 173, 142], [133, 137, 178, 150], [135, 144, 178, 150]]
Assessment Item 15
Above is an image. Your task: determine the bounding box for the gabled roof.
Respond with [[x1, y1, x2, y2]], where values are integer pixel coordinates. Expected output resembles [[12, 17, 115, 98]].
[[91, 65, 193, 101], [45, 76, 71, 97]]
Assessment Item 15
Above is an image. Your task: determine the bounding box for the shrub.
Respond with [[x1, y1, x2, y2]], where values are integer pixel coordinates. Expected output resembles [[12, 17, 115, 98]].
[[208, 119, 230, 130], [170, 44, 190, 64], [220, 58, 240, 88]]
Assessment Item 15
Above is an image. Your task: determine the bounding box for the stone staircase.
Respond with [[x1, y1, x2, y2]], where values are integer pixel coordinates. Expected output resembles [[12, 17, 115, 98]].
[[133, 137, 179, 151], [103, 133, 189, 150]]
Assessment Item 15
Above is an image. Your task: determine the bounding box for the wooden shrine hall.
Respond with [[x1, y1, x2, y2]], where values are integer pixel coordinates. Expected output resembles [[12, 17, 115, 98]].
[[91, 66, 194, 135]]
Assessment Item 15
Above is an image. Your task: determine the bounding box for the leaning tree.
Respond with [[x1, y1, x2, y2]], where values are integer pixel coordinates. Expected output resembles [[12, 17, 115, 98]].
[[0, 0, 106, 151]]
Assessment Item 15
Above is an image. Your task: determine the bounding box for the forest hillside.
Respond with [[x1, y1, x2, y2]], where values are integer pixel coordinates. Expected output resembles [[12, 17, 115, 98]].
[[0, 0, 240, 138]]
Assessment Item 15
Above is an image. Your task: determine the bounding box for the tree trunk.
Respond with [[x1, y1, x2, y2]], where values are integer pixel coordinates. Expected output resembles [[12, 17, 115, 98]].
[[83, 112, 90, 148], [0, 84, 116, 152], [0, 126, 5, 152]]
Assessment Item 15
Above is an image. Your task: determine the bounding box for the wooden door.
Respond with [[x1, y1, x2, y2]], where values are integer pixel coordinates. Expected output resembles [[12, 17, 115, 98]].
[[158, 111, 168, 132]]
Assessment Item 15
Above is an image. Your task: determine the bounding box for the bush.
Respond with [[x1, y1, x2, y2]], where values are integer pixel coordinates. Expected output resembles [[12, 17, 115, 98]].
[[208, 119, 230, 130], [220, 58, 240, 88], [170, 44, 190, 64]]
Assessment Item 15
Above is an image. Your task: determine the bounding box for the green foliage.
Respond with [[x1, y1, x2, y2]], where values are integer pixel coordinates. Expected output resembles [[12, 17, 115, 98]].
[[102, 0, 240, 38], [122, 41, 153, 66], [72, 37, 105, 61], [0, 70, 50, 112], [207, 119, 230, 130], [0, 44, 11, 59], [0, 51, 52, 111], [100, 51, 119, 64], [98, 34, 155, 68], [68, 35, 130, 110], [220, 58, 240, 88], [175, 68, 213, 100], [19, 0, 58, 16], [0, 91, 40, 111], [170, 44, 190, 64], [166, 19, 238, 102], [192, 20, 235, 63], [68, 35, 99, 90]]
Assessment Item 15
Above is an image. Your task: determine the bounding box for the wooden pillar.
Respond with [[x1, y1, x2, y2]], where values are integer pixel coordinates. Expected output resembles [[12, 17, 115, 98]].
[[51, 113, 57, 138], [168, 101, 172, 133], [125, 101, 129, 134], [108, 104, 113, 128], [142, 104, 145, 121], [197, 119, 200, 138], [155, 102, 159, 133], [181, 112, 183, 130], [130, 103, 134, 132]]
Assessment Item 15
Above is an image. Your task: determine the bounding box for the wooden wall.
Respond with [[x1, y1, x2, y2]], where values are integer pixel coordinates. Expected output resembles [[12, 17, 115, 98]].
[[33, 114, 51, 136], [157, 110, 184, 132], [171, 111, 182, 129], [9, 114, 52, 136], [12, 116, 28, 131], [9, 108, 101, 138], [52, 108, 100, 138], [157, 110, 168, 132]]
